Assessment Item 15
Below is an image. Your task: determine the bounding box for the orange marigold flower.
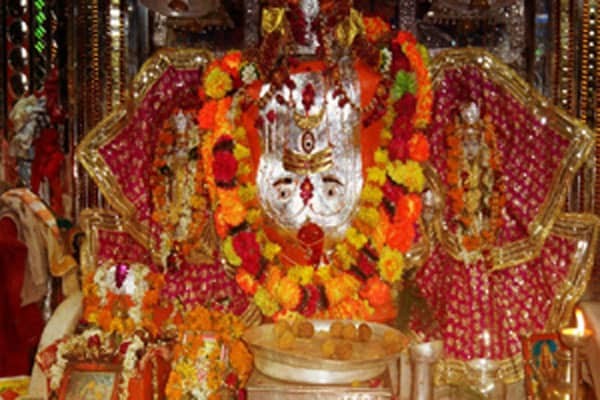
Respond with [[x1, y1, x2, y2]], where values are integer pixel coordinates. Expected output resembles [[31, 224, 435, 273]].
[[408, 132, 430, 162], [328, 298, 371, 320], [324, 274, 361, 306], [236, 269, 259, 295], [359, 276, 392, 307], [462, 235, 481, 251], [197, 100, 218, 130], [395, 193, 423, 224], [220, 51, 242, 78], [264, 265, 283, 294], [276, 277, 302, 310], [363, 16, 390, 43], [216, 189, 247, 227], [394, 31, 417, 45], [230, 340, 253, 383], [386, 220, 415, 253]]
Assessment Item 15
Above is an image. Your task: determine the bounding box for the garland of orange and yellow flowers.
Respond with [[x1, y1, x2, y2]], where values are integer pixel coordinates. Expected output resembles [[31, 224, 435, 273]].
[[81, 262, 165, 337], [445, 112, 506, 254], [197, 30, 432, 321], [165, 305, 253, 400], [150, 110, 209, 268]]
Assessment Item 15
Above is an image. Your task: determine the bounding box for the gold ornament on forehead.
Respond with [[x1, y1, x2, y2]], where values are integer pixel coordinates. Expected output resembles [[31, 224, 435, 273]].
[[293, 106, 326, 131]]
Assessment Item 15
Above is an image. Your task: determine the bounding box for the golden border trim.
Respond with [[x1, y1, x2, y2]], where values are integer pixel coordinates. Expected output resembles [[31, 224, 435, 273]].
[[79, 208, 149, 275], [433, 212, 599, 385], [76, 48, 214, 249], [427, 48, 594, 270]]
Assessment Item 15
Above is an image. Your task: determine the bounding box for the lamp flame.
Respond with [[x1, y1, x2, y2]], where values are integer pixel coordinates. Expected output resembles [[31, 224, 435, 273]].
[[576, 308, 585, 335]]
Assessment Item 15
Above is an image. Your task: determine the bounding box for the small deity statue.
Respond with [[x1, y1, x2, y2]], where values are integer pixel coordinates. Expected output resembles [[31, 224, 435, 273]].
[[151, 109, 215, 270], [448, 102, 504, 255]]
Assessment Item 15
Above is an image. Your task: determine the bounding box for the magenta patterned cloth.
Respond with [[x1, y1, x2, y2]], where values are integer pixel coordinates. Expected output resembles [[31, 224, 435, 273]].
[[95, 66, 249, 316], [414, 236, 576, 361], [413, 65, 577, 363]]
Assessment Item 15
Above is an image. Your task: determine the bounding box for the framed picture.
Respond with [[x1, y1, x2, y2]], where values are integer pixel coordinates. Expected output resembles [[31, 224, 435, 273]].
[[521, 332, 566, 399], [58, 362, 121, 400]]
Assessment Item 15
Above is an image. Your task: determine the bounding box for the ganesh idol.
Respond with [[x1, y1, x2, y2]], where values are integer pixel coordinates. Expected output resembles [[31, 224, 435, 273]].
[[197, 0, 433, 322]]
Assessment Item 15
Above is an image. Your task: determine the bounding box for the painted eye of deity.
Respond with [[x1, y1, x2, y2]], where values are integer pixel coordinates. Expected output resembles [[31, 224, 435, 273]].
[[274, 177, 294, 201], [322, 175, 343, 198]]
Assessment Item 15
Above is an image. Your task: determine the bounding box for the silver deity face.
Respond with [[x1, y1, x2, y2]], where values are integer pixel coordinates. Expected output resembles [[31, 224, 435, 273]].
[[256, 64, 363, 238]]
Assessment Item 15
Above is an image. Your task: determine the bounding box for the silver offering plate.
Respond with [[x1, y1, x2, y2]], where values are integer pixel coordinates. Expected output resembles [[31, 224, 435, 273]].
[[243, 320, 406, 384]]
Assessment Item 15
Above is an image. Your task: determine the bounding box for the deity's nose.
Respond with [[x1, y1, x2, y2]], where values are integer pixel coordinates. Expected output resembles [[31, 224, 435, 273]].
[[300, 177, 314, 205]]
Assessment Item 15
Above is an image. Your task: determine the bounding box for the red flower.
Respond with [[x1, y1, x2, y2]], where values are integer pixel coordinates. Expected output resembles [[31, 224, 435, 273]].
[[382, 180, 405, 203], [298, 285, 320, 317], [119, 341, 131, 354], [394, 93, 417, 117], [388, 136, 409, 161], [87, 334, 101, 348], [225, 372, 238, 388], [213, 151, 238, 184], [391, 44, 411, 72], [357, 252, 377, 278], [233, 232, 261, 276], [391, 115, 413, 139]]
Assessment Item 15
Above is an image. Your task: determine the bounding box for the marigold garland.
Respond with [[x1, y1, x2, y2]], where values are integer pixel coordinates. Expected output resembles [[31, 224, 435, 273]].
[[445, 111, 506, 254], [82, 262, 165, 337], [198, 29, 432, 322]]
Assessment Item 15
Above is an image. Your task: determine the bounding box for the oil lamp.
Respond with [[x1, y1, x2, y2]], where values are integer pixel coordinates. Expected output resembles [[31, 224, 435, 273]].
[[559, 308, 592, 400]]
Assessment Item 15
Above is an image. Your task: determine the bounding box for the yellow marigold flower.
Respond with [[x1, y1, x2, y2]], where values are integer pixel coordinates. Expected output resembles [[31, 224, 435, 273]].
[[387, 160, 426, 192], [360, 185, 383, 206], [357, 207, 379, 227], [374, 149, 389, 165], [417, 43, 430, 66], [287, 265, 314, 285], [246, 208, 262, 225], [238, 163, 252, 177], [233, 126, 247, 141], [324, 274, 361, 306], [316, 265, 333, 282], [276, 277, 302, 310], [263, 241, 281, 261], [205, 67, 233, 99], [346, 227, 368, 249], [335, 242, 354, 270], [366, 167, 387, 185], [383, 110, 395, 126], [254, 288, 279, 317], [223, 236, 242, 266], [239, 184, 257, 203], [377, 246, 405, 283], [234, 143, 251, 160]]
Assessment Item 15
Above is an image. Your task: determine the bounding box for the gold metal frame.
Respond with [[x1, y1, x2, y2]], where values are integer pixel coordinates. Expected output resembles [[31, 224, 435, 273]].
[[434, 212, 600, 385], [76, 48, 213, 249], [427, 48, 595, 271], [79, 208, 148, 276]]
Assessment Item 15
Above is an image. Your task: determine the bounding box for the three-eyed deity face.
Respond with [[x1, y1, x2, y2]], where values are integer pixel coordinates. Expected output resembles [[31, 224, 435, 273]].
[[256, 62, 363, 239]]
